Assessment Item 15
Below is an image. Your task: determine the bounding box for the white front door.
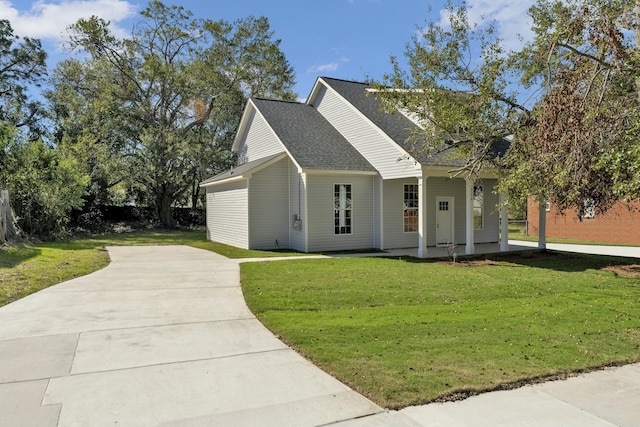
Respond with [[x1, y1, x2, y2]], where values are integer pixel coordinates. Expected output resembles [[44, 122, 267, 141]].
[[436, 197, 454, 246]]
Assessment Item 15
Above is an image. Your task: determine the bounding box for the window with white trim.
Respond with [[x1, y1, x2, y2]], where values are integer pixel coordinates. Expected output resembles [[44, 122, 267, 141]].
[[583, 198, 595, 219], [334, 184, 352, 234], [473, 185, 483, 230], [403, 184, 418, 232]]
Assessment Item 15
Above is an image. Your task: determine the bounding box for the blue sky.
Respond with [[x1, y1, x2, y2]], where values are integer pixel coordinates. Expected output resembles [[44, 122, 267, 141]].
[[2, 0, 536, 99]]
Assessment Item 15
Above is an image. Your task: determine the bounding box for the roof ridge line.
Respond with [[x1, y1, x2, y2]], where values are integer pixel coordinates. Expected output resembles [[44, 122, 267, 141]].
[[252, 97, 305, 105], [319, 76, 370, 86]]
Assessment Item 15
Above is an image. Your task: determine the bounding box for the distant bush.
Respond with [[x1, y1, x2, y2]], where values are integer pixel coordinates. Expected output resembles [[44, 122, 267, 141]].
[[71, 205, 204, 233]]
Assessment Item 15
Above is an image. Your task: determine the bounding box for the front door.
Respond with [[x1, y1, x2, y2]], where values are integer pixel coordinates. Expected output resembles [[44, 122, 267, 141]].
[[436, 197, 454, 246]]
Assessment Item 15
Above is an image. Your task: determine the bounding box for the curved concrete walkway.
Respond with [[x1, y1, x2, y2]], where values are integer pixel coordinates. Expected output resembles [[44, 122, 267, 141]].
[[0, 246, 385, 427], [1, 245, 638, 426]]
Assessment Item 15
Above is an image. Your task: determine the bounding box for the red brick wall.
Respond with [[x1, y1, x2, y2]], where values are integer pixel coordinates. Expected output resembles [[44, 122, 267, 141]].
[[527, 199, 640, 245]]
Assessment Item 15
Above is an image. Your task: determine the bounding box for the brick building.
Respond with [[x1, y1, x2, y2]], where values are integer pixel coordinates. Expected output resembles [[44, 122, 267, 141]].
[[527, 200, 640, 245]]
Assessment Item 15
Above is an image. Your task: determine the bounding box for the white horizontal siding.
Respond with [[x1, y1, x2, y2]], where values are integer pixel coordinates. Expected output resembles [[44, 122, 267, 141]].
[[206, 181, 249, 249], [235, 108, 284, 165], [289, 167, 306, 252], [305, 174, 375, 252], [313, 85, 420, 180], [382, 179, 420, 249], [249, 158, 291, 249], [474, 179, 500, 243]]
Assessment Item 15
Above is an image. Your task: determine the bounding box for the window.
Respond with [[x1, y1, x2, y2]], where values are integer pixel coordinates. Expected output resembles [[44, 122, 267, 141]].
[[404, 184, 419, 232], [582, 198, 595, 219], [473, 185, 483, 230], [334, 184, 352, 234]]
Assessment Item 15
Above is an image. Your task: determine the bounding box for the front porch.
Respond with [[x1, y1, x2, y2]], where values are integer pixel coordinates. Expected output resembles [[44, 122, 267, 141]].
[[379, 241, 536, 259]]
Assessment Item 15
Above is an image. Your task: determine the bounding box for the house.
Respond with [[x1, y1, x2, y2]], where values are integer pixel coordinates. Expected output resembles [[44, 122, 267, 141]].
[[200, 77, 510, 257], [528, 199, 640, 245]]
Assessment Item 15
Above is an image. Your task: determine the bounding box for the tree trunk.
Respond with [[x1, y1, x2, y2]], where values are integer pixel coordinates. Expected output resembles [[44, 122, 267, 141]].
[[0, 189, 19, 244], [155, 187, 175, 229]]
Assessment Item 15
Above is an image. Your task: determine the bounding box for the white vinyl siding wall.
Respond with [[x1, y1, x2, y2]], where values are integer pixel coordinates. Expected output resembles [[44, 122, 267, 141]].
[[248, 158, 291, 249], [382, 179, 420, 249], [289, 168, 306, 252], [206, 181, 249, 249], [473, 179, 500, 243], [235, 108, 284, 165], [312, 85, 421, 180], [305, 174, 375, 252]]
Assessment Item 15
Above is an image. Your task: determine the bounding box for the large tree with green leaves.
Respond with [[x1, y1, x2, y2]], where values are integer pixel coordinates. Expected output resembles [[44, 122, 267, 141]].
[[377, 0, 640, 218], [56, 1, 296, 227], [0, 19, 47, 139], [375, 4, 532, 177], [507, 0, 640, 216], [0, 19, 86, 240]]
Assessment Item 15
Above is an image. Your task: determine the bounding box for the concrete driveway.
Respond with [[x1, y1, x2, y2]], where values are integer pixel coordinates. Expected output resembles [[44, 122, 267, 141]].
[[1, 244, 638, 426], [0, 246, 385, 427]]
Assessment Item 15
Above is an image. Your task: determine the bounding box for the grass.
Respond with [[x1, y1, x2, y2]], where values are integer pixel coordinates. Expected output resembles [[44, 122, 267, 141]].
[[0, 229, 303, 307], [4, 229, 640, 409], [241, 251, 640, 409]]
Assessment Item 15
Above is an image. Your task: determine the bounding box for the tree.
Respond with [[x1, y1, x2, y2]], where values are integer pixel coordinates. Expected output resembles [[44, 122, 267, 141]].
[[377, 0, 640, 218], [47, 58, 136, 209], [0, 19, 47, 139], [61, 1, 296, 227], [0, 126, 89, 238], [506, 0, 640, 216], [0, 19, 94, 240], [375, 3, 532, 178]]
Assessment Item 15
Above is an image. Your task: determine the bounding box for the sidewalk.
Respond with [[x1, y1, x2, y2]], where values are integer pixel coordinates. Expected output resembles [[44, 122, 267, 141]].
[[0, 244, 638, 426], [509, 239, 640, 258]]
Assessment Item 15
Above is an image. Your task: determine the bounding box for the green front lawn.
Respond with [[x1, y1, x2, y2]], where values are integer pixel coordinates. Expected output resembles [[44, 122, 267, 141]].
[[241, 252, 640, 409]]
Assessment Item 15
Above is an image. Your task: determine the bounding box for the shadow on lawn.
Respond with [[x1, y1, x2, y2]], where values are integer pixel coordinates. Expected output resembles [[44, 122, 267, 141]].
[[0, 245, 42, 269], [397, 250, 640, 273]]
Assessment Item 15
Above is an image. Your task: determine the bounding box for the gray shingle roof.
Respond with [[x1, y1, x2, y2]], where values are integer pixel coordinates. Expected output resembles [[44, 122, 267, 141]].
[[319, 77, 469, 167], [200, 152, 285, 186], [252, 98, 375, 172]]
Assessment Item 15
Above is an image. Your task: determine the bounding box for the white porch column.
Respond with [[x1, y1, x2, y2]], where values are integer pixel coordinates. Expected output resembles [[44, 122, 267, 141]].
[[418, 176, 428, 258], [500, 192, 509, 252], [465, 177, 475, 255], [538, 199, 547, 249], [378, 176, 384, 250]]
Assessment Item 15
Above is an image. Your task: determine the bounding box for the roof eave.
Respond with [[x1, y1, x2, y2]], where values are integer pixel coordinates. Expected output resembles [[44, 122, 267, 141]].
[[301, 168, 378, 176], [199, 175, 247, 188]]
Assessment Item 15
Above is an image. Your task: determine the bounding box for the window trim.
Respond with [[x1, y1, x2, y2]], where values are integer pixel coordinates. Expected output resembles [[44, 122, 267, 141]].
[[582, 198, 595, 219], [334, 183, 353, 235], [403, 183, 419, 233], [473, 185, 484, 230]]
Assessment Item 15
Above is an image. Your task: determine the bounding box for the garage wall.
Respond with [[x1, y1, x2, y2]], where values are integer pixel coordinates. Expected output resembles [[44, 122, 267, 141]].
[[206, 181, 249, 249], [249, 158, 291, 249]]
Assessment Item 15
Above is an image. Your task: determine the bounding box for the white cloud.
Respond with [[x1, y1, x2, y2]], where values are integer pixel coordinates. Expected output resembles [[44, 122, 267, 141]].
[[438, 0, 536, 51], [0, 0, 137, 41], [307, 62, 340, 74]]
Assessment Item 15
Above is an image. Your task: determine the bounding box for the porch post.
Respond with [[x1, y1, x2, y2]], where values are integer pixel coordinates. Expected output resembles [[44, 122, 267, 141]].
[[500, 192, 509, 252], [418, 176, 427, 258], [377, 176, 384, 250], [538, 199, 547, 249], [465, 177, 475, 255]]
